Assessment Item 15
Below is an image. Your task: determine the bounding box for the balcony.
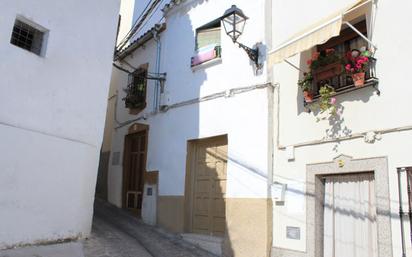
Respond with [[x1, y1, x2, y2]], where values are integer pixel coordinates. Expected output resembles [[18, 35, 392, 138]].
[[305, 57, 379, 104]]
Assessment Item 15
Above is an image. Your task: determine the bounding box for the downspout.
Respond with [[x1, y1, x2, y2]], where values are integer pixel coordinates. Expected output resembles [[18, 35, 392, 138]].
[[398, 168, 407, 257], [265, 0, 275, 255], [153, 29, 162, 113]]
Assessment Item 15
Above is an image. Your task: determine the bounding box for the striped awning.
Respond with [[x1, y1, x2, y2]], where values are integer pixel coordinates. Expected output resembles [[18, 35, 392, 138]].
[[268, 0, 371, 67]]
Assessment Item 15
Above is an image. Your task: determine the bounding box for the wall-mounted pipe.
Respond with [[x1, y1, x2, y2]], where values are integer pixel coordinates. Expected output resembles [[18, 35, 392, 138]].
[[153, 30, 162, 113], [397, 168, 407, 257]]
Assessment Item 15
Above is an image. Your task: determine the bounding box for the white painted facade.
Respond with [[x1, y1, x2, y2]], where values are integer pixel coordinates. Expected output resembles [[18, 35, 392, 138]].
[[0, 0, 120, 249], [106, 0, 412, 256], [270, 0, 412, 256], [108, 0, 272, 216]]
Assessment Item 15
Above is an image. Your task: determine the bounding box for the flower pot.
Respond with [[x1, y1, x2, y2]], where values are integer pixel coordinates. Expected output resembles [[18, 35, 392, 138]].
[[303, 90, 313, 103], [352, 72, 365, 87]]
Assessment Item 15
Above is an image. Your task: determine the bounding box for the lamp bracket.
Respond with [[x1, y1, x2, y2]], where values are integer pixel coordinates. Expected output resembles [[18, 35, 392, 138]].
[[236, 42, 262, 69]]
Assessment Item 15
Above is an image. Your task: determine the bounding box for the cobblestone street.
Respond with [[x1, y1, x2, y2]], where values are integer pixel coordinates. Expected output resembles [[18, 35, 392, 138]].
[[83, 199, 217, 257]]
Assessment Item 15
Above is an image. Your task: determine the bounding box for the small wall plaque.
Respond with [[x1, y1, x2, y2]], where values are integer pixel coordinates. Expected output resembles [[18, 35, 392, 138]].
[[286, 226, 301, 240]]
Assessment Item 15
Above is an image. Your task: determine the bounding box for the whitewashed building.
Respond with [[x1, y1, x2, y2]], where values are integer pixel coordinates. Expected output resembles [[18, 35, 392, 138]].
[[105, 0, 412, 257], [269, 0, 412, 257], [107, 0, 273, 256], [0, 0, 120, 249]]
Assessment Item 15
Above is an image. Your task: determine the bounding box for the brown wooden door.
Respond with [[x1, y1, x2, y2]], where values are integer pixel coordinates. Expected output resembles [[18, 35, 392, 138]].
[[123, 131, 147, 215], [192, 136, 227, 236]]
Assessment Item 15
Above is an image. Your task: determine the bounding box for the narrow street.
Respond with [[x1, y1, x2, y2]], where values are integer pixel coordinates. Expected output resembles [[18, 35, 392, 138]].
[[83, 199, 217, 257]]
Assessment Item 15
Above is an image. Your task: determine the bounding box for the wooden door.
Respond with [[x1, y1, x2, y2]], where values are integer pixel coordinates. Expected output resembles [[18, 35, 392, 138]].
[[123, 130, 147, 215], [191, 136, 227, 236]]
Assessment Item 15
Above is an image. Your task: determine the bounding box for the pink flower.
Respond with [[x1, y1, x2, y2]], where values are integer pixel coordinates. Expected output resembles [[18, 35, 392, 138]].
[[351, 50, 360, 58], [307, 59, 312, 66], [345, 64, 351, 71], [330, 97, 336, 105]]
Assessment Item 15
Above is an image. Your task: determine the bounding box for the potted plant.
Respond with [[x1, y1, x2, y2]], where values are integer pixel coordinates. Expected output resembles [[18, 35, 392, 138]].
[[298, 72, 314, 103], [344, 48, 371, 87], [309, 49, 343, 83]]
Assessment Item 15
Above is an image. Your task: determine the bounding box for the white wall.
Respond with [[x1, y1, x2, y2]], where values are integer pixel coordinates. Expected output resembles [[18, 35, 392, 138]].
[[108, 0, 273, 213], [271, 0, 412, 255], [118, 0, 136, 41], [0, 0, 119, 249]]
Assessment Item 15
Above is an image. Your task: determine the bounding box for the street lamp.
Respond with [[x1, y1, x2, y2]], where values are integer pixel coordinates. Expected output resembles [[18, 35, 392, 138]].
[[221, 5, 260, 69]]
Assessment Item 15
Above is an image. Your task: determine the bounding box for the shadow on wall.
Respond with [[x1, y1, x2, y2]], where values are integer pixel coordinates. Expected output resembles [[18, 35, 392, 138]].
[[96, 148, 110, 200], [160, 1, 236, 256], [295, 51, 378, 149]]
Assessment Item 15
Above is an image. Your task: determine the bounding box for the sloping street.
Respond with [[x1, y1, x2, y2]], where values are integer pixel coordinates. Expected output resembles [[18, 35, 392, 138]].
[[83, 200, 216, 257]]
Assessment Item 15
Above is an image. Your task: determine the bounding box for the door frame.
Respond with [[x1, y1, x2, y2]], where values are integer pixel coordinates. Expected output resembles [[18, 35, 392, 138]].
[[308, 155, 391, 257], [122, 123, 149, 210], [183, 134, 228, 234]]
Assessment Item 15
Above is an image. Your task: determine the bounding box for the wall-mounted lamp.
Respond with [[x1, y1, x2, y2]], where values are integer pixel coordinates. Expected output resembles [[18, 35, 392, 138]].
[[221, 5, 261, 69]]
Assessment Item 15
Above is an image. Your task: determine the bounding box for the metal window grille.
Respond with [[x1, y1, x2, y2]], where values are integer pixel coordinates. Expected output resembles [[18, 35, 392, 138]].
[[10, 20, 44, 55], [310, 20, 377, 96], [123, 69, 147, 109]]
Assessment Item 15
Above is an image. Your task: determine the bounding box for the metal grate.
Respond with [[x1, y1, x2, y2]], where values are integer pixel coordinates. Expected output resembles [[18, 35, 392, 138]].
[[10, 20, 44, 55], [123, 68, 147, 109]]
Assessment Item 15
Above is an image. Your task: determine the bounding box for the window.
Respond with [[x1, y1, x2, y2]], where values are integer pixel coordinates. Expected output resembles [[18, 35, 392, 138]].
[[123, 68, 147, 110], [191, 19, 222, 67], [310, 20, 376, 96], [10, 18, 46, 56], [196, 20, 221, 50]]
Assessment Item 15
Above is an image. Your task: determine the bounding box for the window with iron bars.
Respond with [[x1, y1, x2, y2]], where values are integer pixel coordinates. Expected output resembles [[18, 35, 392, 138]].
[[10, 19, 45, 56], [123, 68, 147, 110]]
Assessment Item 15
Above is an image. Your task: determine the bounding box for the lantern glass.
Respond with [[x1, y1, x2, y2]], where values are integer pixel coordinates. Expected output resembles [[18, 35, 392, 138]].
[[221, 5, 248, 43]]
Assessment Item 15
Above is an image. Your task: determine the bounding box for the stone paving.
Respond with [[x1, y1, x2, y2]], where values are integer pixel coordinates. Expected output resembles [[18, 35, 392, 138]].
[[0, 199, 216, 257], [83, 199, 217, 257], [83, 215, 152, 257], [0, 242, 84, 257]]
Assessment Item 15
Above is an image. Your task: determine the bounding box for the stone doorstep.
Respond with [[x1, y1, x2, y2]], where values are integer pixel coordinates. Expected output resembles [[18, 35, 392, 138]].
[[181, 233, 223, 257], [0, 242, 84, 257]]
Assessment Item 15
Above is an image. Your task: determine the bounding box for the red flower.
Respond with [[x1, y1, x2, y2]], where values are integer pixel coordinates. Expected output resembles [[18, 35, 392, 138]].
[[345, 64, 352, 71], [307, 59, 312, 66]]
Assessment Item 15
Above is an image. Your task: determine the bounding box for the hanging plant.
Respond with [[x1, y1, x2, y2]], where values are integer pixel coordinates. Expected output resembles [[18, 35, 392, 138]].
[[315, 85, 337, 122], [318, 85, 336, 113]]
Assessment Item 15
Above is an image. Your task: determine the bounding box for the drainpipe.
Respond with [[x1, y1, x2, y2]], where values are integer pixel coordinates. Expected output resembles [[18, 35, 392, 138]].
[[397, 168, 407, 257], [153, 28, 162, 113]]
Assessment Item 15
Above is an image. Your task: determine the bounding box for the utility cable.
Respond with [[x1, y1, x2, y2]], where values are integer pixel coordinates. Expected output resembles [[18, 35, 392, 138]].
[[116, 0, 152, 48], [130, 0, 167, 40], [116, 0, 163, 52]]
